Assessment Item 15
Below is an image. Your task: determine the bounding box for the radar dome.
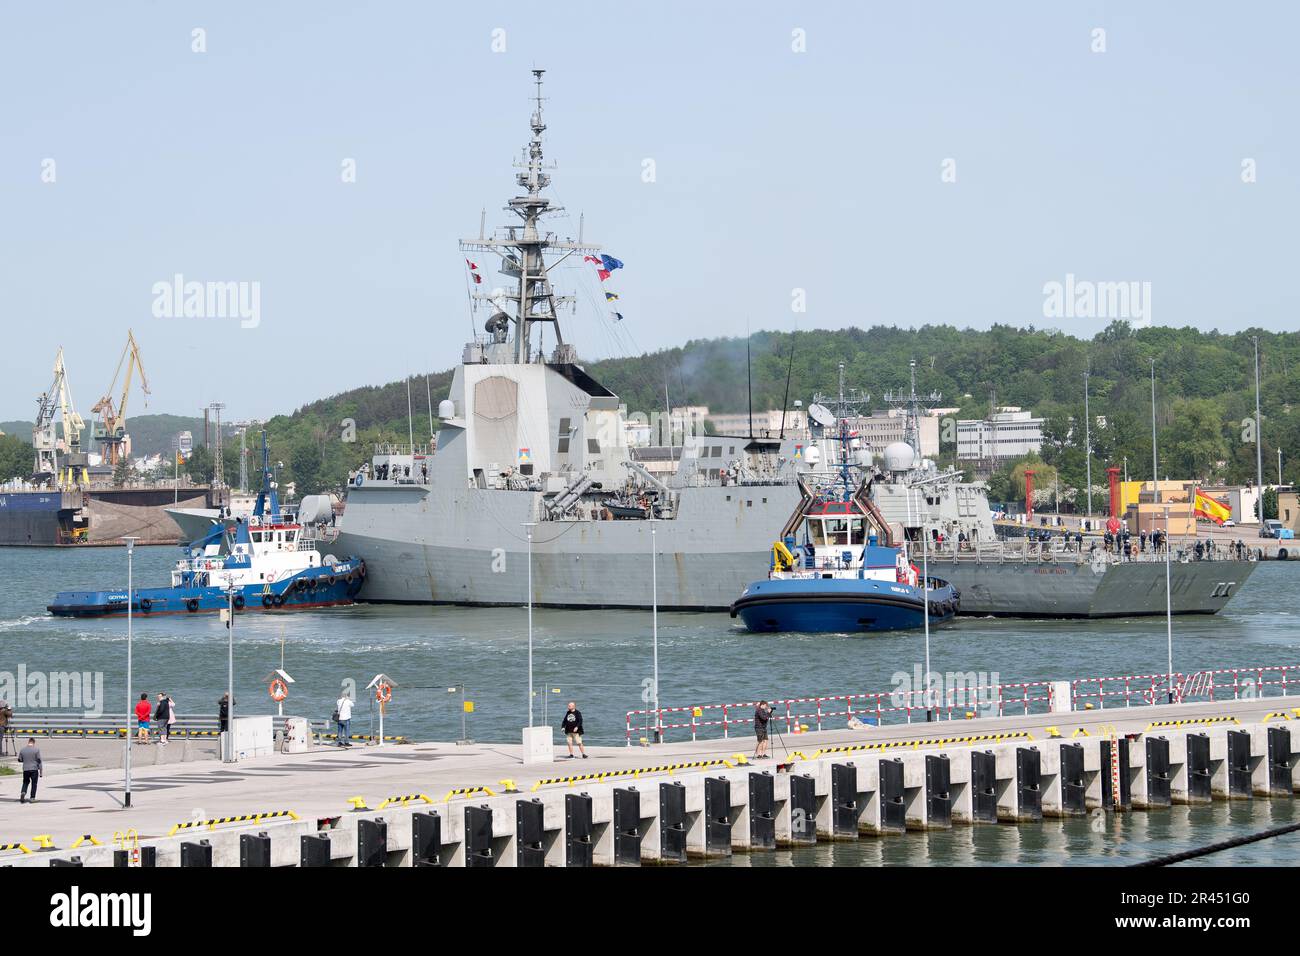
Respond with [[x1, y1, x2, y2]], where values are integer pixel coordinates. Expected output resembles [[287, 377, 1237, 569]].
[[882, 442, 917, 472]]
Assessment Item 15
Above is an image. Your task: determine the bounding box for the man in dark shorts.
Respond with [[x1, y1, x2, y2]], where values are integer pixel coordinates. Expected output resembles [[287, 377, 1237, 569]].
[[753, 700, 775, 760]]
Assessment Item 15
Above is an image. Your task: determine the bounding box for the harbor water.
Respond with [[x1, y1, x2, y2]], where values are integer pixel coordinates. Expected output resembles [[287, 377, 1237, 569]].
[[3, 546, 1297, 865]]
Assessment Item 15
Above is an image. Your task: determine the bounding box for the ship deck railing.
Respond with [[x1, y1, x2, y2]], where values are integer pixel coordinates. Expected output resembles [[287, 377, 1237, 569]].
[[624, 662, 1300, 744], [925, 541, 1261, 565]]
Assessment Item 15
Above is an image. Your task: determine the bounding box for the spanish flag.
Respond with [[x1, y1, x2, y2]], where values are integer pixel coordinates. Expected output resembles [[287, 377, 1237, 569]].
[[1194, 489, 1231, 525]]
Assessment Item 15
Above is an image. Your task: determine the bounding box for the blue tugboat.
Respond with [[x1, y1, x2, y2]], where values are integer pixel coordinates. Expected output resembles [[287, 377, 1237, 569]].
[[48, 432, 366, 618], [729, 494, 959, 633], [729, 394, 957, 634]]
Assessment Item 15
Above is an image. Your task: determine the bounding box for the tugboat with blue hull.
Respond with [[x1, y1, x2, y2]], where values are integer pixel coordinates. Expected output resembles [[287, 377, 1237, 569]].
[[48, 432, 366, 618], [730, 493, 959, 633], [731, 385, 958, 634]]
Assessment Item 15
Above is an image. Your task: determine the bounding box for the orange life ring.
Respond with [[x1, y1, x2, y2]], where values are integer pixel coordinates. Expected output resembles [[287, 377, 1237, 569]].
[[269, 678, 288, 702], [375, 682, 392, 704]]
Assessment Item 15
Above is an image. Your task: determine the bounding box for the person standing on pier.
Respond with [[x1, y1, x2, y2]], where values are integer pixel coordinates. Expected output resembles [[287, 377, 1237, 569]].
[[154, 692, 171, 745], [560, 701, 587, 759], [335, 690, 354, 747], [17, 738, 41, 803], [218, 693, 235, 733], [753, 700, 775, 760], [134, 692, 151, 744]]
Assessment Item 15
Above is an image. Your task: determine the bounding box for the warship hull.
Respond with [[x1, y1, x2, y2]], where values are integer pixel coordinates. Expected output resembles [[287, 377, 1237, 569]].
[[325, 482, 798, 610], [327, 482, 1258, 616], [931, 554, 1258, 617]]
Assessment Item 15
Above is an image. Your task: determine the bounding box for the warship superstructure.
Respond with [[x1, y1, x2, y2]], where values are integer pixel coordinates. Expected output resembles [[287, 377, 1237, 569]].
[[326, 72, 1257, 617], [323, 72, 806, 608]]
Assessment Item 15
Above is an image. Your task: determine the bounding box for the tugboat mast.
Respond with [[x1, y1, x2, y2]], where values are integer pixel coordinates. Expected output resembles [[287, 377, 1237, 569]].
[[460, 70, 602, 366]]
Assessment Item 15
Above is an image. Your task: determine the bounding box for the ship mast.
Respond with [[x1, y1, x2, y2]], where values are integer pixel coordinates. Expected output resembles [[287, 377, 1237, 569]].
[[460, 70, 602, 365], [884, 359, 941, 457]]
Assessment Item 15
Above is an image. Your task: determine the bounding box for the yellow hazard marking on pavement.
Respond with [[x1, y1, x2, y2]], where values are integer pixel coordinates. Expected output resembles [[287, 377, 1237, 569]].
[[1145, 716, 1240, 730], [376, 793, 433, 809], [168, 810, 299, 837], [443, 786, 496, 802]]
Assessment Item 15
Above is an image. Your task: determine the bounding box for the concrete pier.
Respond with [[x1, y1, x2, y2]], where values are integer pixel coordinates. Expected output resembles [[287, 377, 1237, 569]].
[[2, 697, 1295, 867]]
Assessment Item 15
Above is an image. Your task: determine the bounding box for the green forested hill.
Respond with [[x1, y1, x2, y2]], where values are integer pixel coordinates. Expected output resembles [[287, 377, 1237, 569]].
[[229, 321, 1296, 498], [11, 322, 1297, 500]]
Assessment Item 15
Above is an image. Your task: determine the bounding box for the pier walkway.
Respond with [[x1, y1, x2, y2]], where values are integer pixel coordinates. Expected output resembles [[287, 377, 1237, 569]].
[[2, 694, 1295, 865]]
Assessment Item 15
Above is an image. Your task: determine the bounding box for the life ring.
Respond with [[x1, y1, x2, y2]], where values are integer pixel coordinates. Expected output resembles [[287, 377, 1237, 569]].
[[262, 594, 274, 609], [186, 598, 199, 613], [233, 594, 245, 610], [375, 682, 392, 704], [139, 597, 152, 613], [269, 678, 288, 702]]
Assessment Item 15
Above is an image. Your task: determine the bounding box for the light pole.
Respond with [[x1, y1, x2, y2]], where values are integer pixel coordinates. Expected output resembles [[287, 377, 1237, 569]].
[[223, 574, 237, 763], [523, 522, 535, 727], [651, 515, 661, 743], [1150, 359, 1160, 504], [1164, 505, 1173, 704], [122, 536, 138, 807], [1084, 370, 1092, 517], [922, 528, 933, 722], [1254, 336, 1264, 519]]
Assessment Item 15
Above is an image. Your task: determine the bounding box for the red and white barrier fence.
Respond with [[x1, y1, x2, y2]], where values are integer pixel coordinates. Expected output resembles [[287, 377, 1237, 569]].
[[623, 663, 1299, 745]]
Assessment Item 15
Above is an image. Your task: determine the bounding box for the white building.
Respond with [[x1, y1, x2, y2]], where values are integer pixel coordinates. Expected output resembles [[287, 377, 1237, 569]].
[[842, 410, 940, 459], [957, 407, 1044, 464]]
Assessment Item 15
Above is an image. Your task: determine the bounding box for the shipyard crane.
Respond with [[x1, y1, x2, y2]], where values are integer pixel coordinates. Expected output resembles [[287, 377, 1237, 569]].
[[31, 347, 88, 488], [91, 330, 150, 468]]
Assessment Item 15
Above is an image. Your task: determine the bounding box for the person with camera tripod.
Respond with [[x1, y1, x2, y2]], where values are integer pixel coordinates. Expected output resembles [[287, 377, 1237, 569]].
[[753, 700, 777, 760]]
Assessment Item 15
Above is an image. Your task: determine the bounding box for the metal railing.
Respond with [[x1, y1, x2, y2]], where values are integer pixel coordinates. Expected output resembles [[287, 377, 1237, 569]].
[[2, 713, 330, 740], [624, 663, 1298, 744]]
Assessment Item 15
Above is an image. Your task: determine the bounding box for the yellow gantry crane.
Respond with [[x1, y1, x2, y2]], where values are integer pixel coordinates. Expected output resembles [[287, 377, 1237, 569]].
[[91, 330, 150, 469]]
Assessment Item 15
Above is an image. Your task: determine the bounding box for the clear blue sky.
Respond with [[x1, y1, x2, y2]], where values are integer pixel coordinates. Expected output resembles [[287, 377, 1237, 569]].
[[1, 1, 1295, 422]]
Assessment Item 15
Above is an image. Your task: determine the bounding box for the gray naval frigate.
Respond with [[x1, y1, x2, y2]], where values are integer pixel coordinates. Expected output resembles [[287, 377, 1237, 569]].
[[322, 71, 806, 609], [859, 366, 1258, 617], [324, 71, 1257, 617]]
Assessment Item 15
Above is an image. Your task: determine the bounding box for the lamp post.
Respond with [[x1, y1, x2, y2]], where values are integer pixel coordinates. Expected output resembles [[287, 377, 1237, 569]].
[[1164, 505, 1173, 704], [122, 536, 138, 807], [1084, 371, 1093, 517], [923, 528, 933, 722], [651, 515, 661, 743], [523, 522, 535, 727], [1150, 359, 1160, 505], [222, 574, 237, 763], [1254, 336, 1264, 519]]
